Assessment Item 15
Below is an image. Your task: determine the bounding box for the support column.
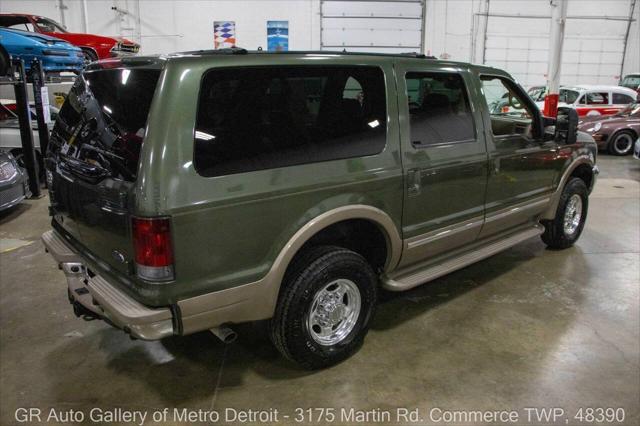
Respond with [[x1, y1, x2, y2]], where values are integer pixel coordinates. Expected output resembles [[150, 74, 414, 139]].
[[543, 0, 568, 118]]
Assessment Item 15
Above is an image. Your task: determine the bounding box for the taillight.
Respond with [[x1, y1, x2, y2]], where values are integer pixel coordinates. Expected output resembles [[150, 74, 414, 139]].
[[132, 217, 174, 281]]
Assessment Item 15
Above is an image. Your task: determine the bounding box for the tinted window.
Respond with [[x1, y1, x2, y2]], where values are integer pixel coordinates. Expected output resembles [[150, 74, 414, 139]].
[[405, 72, 474, 146], [52, 68, 161, 180], [612, 93, 634, 104], [194, 66, 387, 177]]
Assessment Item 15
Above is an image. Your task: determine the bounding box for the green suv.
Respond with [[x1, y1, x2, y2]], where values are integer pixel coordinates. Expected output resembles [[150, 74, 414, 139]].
[[42, 50, 598, 369]]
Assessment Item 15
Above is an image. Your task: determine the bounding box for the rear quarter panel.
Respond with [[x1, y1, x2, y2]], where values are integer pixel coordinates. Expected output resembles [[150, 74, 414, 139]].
[[136, 55, 404, 304]]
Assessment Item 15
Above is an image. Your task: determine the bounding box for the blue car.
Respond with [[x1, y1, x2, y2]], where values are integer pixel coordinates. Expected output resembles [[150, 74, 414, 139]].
[[0, 27, 84, 76]]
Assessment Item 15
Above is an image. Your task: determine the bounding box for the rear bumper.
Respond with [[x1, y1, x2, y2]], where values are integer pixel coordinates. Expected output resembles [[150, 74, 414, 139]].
[[42, 230, 174, 340]]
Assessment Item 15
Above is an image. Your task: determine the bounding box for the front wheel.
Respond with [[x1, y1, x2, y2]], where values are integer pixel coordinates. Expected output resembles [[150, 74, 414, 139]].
[[270, 246, 377, 369], [608, 130, 636, 156], [541, 177, 589, 249]]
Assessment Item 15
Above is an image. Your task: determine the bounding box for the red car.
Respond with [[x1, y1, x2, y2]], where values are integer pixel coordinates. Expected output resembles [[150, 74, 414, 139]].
[[0, 14, 140, 62]]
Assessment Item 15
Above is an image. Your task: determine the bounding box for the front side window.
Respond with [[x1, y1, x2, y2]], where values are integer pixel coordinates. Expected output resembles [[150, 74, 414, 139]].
[[194, 66, 387, 177], [481, 75, 534, 137], [405, 72, 475, 146]]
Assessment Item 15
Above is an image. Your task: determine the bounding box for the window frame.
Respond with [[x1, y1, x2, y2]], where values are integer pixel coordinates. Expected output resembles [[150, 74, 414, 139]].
[[478, 73, 544, 140], [193, 64, 389, 178], [403, 70, 478, 148]]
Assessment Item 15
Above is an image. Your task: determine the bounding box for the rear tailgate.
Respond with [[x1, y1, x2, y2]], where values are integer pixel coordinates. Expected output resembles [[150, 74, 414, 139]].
[[47, 61, 162, 276]]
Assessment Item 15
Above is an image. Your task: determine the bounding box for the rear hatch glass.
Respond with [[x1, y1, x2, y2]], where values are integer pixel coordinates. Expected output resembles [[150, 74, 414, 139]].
[[48, 65, 161, 276]]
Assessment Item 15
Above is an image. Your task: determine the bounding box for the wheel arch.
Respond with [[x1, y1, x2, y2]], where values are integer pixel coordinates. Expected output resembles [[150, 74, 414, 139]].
[[541, 156, 595, 220], [177, 205, 402, 333]]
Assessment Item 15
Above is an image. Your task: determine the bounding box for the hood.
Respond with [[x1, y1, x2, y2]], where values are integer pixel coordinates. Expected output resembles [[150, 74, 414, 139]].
[[56, 32, 138, 47]]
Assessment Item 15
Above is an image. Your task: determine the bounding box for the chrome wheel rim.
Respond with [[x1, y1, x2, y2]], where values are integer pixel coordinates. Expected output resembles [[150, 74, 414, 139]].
[[614, 134, 633, 154], [307, 279, 361, 346], [563, 194, 583, 236]]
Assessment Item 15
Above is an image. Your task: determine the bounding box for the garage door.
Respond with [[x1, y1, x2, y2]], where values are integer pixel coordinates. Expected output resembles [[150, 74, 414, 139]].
[[484, 20, 627, 88], [320, 0, 424, 54]]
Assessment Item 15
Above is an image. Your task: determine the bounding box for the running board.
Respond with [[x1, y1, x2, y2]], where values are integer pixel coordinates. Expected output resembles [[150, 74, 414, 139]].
[[382, 224, 544, 291]]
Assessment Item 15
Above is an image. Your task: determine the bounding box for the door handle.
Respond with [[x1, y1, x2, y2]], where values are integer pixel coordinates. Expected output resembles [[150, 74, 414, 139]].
[[407, 169, 421, 196]]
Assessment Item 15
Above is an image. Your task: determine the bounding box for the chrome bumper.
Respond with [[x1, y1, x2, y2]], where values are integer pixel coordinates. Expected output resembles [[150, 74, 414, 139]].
[[41, 230, 174, 340]]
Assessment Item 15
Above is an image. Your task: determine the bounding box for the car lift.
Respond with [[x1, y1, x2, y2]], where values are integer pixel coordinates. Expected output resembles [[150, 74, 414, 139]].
[[0, 58, 53, 198]]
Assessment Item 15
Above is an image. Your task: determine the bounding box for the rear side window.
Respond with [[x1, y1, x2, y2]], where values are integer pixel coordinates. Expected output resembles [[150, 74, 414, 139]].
[[585, 92, 609, 105], [405, 72, 475, 146], [612, 93, 634, 104], [194, 66, 387, 177]]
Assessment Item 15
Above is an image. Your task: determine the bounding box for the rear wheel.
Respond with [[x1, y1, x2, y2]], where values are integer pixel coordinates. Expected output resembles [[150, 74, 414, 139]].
[[270, 246, 377, 369], [608, 130, 636, 156], [541, 177, 589, 249]]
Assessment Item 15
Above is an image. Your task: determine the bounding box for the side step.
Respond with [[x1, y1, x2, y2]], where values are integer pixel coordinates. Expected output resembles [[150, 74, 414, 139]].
[[382, 224, 544, 291]]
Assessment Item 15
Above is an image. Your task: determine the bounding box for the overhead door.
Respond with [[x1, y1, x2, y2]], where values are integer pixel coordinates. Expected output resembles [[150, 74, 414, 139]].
[[320, 0, 424, 54]]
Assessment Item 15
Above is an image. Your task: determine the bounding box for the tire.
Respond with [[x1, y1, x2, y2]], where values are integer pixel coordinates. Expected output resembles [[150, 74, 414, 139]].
[[541, 177, 589, 249], [82, 48, 98, 64], [270, 245, 377, 369], [608, 130, 636, 156]]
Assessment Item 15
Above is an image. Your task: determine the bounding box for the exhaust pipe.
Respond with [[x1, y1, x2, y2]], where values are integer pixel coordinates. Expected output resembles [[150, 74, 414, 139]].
[[210, 325, 237, 344]]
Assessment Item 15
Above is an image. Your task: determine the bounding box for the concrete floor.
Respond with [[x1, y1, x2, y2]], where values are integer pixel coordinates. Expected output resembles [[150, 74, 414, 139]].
[[0, 155, 638, 426]]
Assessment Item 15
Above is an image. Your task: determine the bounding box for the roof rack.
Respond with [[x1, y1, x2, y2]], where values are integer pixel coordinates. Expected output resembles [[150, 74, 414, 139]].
[[172, 47, 439, 60]]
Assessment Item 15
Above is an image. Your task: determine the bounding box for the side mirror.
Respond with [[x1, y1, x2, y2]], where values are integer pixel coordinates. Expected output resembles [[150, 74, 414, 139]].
[[555, 107, 578, 144]]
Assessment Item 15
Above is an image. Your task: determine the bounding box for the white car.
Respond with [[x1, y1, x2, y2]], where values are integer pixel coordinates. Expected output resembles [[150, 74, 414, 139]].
[[533, 85, 638, 117], [634, 138, 640, 160]]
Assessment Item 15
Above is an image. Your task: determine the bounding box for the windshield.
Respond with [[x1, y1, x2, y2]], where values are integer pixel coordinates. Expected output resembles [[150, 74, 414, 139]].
[[616, 102, 640, 117], [52, 68, 161, 181], [620, 75, 640, 89], [559, 89, 580, 104], [528, 86, 546, 102], [34, 17, 67, 33]]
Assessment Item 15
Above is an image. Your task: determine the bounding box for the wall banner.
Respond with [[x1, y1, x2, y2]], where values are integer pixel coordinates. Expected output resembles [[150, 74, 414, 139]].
[[214, 21, 236, 49], [267, 21, 288, 51]]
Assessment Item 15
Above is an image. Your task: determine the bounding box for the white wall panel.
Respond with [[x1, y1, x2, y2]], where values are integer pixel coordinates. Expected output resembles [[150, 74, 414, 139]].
[[0, 0, 637, 87]]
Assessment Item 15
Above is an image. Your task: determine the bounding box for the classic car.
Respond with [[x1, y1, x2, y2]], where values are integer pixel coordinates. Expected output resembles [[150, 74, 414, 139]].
[[578, 102, 640, 155], [533, 85, 637, 117], [0, 151, 30, 212], [0, 27, 83, 76], [619, 73, 640, 95], [0, 14, 140, 62]]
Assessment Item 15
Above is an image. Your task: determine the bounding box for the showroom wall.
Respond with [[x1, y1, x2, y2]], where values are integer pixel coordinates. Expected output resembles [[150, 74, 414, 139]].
[[1, 0, 638, 87]]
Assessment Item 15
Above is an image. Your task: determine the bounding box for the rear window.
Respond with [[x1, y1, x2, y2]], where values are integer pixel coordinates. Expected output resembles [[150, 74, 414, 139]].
[[52, 68, 161, 181], [194, 66, 387, 177]]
